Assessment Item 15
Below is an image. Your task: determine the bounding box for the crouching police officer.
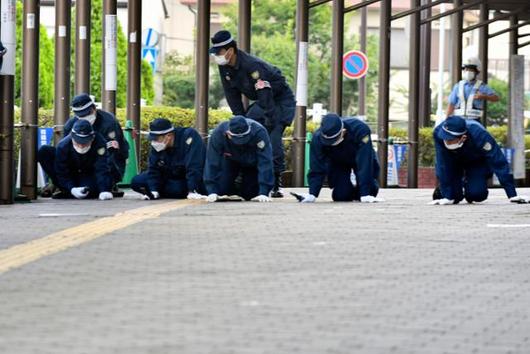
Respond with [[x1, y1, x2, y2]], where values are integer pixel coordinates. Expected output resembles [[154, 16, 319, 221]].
[[432, 116, 529, 205], [54, 120, 113, 200], [131, 118, 206, 200], [298, 113, 383, 203], [209, 30, 295, 198], [204, 116, 274, 203], [38, 93, 129, 197]]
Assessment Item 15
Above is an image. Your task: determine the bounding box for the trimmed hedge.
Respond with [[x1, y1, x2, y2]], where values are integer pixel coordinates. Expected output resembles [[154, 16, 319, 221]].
[[13, 107, 530, 170], [15, 107, 231, 171]]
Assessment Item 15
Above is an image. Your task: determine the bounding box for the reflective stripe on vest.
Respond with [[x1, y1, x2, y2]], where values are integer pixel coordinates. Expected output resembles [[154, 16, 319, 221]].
[[454, 80, 483, 119]]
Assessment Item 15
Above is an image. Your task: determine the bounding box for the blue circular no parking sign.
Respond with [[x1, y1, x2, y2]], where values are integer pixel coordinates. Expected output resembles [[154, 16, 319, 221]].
[[343, 50, 369, 79]]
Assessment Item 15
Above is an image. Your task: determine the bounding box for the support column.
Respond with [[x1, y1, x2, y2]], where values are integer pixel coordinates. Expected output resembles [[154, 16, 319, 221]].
[[103, 0, 117, 114], [330, 0, 344, 115], [508, 15, 518, 140], [0, 0, 16, 204], [20, 0, 40, 199], [418, 0, 431, 128], [377, 0, 391, 187], [293, 0, 309, 187], [408, 0, 421, 188], [358, 5, 367, 116], [54, 0, 72, 144], [238, 0, 251, 110], [127, 0, 142, 160], [478, 2, 488, 126], [509, 15, 518, 56], [451, 0, 463, 86], [194, 0, 210, 139], [75, 0, 90, 94]]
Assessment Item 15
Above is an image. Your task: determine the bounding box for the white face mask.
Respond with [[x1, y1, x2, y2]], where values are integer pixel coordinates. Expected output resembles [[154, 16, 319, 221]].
[[151, 141, 167, 152], [73, 143, 91, 154], [214, 54, 229, 66], [80, 114, 96, 125], [444, 140, 464, 150], [463, 71, 476, 82]]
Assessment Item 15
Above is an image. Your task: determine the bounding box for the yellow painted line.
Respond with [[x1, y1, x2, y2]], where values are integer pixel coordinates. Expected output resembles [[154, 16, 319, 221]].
[[0, 200, 201, 274]]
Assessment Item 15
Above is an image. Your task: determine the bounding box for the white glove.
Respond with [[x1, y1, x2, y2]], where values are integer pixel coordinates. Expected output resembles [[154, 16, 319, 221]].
[[71, 187, 89, 199], [360, 195, 385, 203], [251, 195, 272, 203], [510, 195, 530, 204], [98, 191, 113, 201], [106, 140, 119, 149], [430, 198, 454, 205], [207, 193, 218, 203], [187, 191, 206, 200], [300, 193, 316, 203]]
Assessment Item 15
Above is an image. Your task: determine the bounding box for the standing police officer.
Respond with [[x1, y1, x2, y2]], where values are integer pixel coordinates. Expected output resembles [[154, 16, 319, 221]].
[[446, 57, 499, 121], [432, 116, 529, 205], [54, 120, 114, 200], [298, 113, 383, 203], [38, 93, 129, 196], [209, 30, 295, 198], [204, 116, 274, 203], [131, 118, 206, 200]]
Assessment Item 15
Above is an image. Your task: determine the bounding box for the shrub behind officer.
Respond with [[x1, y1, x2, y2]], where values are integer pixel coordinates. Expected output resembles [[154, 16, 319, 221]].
[[204, 116, 274, 203], [298, 113, 383, 203], [54, 120, 113, 200], [209, 30, 295, 198], [131, 118, 206, 200], [432, 116, 529, 205], [38, 93, 128, 197]]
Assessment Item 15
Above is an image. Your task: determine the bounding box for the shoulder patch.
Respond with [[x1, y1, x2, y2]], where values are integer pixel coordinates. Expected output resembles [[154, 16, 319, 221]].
[[186, 137, 193, 145], [255, 79, 271, 91], [362, 135, 369, 144], [257, 140, 266, 149], [483, 142, 492, 151], [97, 147, 106, 156], [108, 131, 116, 139], [251, 71, 260, 80]]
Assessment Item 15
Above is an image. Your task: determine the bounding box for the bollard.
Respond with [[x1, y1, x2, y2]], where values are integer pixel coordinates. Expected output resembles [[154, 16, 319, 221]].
[[119, 120, 138, 186], [304, 132, 312, 187]]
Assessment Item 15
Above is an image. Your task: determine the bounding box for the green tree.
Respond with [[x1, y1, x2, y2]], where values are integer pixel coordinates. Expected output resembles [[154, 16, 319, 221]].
[[15, 1, 55, 108], [161, 52, 196, 108], [72, 0, 155, 107], [220, 0, 380, 121]]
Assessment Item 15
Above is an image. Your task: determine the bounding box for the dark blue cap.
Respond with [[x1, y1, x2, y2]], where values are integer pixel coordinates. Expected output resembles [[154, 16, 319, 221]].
[[71, 93, 96, 117], [438, 116, 467, 140], [148, 118, 174, 140], [209, 30, 235, 55], [71, 119, 95, 144], [319, 113, 344, 146], [227, 116, 252, 145]]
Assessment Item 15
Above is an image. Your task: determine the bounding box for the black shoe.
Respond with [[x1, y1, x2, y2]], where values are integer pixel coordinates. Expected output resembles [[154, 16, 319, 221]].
[[40, 184, 56, 198], [271, 188, 284, 198], [271, 173, 284, 198], [112, 185, 125, 198], [51, 189, 70, 199], [432, 187, 442, 200]]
